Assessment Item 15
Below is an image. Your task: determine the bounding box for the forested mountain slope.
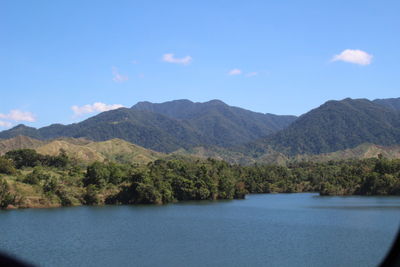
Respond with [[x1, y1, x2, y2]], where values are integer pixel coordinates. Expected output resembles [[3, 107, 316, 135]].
[[250, 98, 400, 155], [0, 100, 296, 152]]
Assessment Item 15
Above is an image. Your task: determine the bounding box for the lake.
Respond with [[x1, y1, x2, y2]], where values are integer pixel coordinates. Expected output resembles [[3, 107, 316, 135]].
[[1, 193, 400, 267]]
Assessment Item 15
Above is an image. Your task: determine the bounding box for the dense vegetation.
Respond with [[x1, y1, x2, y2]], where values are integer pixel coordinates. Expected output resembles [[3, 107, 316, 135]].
[[1, 149, 400, 209], [2, 98, 400, 159], [250, 98, 400, 156], [0, 100, 296, 152]]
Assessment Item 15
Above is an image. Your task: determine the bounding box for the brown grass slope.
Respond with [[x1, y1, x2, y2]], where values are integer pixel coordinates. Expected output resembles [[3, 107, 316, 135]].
[[0, 136, 46, 155], [0, 136, 164, 165], [36, 140, 105, 162]]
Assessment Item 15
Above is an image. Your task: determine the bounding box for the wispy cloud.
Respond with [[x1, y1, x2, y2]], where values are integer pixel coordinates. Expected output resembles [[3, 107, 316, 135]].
[[0, 110, 36, 122], [0, 109, 36, 128], [162, 53, 192, 65], [245, 72, 258, 77], [112, 67, 129, 83], [332, 49, 373, 66], [71, 102, 125, 116], [228, 69, 242, 76], [0, 120, 12, 128]]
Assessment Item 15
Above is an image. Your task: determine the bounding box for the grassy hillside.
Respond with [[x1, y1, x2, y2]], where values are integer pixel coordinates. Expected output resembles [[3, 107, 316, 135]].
[[0, 136, 164, 165], [0, 136, 46, 155], [174, 142, 400, 166], [2, 135, 400, 168], [36, 140, 105, 162], [296, 143, 400, 162], [85, 138, 163, 164]]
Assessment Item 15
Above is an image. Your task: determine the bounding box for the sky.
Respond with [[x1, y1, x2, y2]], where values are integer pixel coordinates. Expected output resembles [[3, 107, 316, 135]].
[[1, 0, 399, 129]]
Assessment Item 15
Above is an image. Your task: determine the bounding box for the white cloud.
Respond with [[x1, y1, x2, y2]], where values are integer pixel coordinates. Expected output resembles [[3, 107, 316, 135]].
[[0, 110, 36, 122], [71, 102, 125, 116], [0, 120, 12, 128], [245, 72, 258, 77], [162, 53, 192, 65], [112, 67, 129, 83], [228, 69, 242, 76], [332, 49, 373, 65]]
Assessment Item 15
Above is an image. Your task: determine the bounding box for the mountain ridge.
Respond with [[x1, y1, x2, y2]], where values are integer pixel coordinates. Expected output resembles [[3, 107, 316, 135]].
[[1, 97, 400, 156], [0, 99, 296, 152], [248, 97, 400, 155]]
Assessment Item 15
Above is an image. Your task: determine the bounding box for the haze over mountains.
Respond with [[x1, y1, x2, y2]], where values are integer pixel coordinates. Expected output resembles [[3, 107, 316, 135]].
[[1, 97, 400, 159]]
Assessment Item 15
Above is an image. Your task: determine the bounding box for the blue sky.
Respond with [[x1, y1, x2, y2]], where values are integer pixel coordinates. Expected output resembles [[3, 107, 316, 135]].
[[1, 0, 399, 128]]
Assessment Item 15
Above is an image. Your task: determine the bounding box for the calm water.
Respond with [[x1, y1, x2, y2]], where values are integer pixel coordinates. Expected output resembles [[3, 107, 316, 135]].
[[1, 193, 400, 267]]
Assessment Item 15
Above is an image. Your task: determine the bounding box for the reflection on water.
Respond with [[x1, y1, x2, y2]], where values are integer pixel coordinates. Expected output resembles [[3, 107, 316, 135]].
[[1, 193, 400, 267]]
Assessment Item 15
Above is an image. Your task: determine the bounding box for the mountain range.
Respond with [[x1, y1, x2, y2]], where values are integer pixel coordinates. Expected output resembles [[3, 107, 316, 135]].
[[1, 97, 399, 159], [248, 98, 400, 156], [0, 100, 296, 153]]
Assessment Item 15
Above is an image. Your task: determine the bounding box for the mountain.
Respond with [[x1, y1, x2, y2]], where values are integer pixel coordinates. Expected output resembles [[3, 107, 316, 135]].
[[132, 99, 296, 148], [373, 97, 400, 111], [3, 98, 400, 157], [0, 124, 41, 140], [251, 98, 400, 155], [0, 100, 296, 153]]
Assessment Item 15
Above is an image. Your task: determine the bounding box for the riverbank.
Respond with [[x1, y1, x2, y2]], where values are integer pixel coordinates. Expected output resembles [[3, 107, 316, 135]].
[[2, 149, 400, 210]]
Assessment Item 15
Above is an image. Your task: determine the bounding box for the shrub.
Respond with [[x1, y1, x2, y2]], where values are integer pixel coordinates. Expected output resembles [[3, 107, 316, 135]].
[[83, 185, 100, 205], [24, 167, 51, 185], [0, 179, 15, 209], [0, 157, 17, 175]]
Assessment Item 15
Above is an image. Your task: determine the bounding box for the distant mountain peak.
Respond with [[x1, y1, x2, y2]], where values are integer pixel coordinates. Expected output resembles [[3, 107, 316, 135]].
[[132, 99, 194, 109], [203, 99, 226, 105], [12, 124, 33, 129]]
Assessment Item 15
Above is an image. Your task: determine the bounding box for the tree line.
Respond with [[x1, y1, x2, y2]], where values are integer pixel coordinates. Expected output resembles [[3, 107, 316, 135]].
[[1, 149, 400, 209]]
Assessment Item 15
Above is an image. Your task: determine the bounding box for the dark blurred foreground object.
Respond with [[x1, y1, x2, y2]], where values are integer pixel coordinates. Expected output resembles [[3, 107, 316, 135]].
[[381, 229, 400, 267], [0, 252, 35, 267]]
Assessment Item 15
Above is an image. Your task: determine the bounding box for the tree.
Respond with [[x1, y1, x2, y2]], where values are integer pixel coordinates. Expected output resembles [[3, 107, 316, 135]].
[[0, 179, 15, 209], [83, 162, 111, 187], [5, 149, 41, 168], [24, 167, 51, 185], [0, 157, 16, 174], [83, 185, 100, 205]]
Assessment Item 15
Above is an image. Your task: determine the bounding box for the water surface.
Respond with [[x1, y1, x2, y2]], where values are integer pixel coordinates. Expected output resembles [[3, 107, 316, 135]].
[[1, 193, 400, 266]]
